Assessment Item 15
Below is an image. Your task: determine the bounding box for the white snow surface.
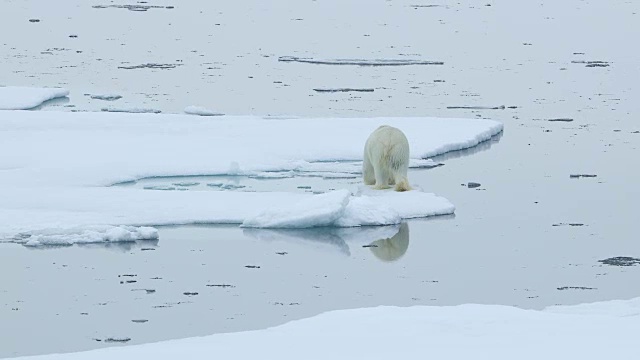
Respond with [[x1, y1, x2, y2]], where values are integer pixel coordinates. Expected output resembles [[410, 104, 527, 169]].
[[184, 105, 223, 116], [0, 111, 502, 240], [13, 225, 158, 247], [0, 86, 69, 110], [12, 298, 640, 360]]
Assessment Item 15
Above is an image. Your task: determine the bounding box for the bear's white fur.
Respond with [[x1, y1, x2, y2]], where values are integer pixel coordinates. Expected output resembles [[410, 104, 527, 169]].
[[362, 125, 411, 192]]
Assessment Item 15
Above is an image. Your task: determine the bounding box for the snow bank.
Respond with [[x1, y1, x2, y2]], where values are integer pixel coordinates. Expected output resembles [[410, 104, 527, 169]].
[[184, 105, 223, 116], [0, 86, 69, 110], [13, 298, 640, 360], [12, 225, 158, 246], [0, 111, 502, 240]]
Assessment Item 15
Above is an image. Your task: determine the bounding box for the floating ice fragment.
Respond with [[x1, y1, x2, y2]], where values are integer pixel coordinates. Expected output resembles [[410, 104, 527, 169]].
[[184, 106, 224, 116]]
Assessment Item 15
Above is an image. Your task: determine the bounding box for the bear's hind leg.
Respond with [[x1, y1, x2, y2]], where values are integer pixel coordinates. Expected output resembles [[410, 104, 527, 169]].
[[393, 168, 411, 192], [373, 165, 391, 190], [363, 155, 376, 185]]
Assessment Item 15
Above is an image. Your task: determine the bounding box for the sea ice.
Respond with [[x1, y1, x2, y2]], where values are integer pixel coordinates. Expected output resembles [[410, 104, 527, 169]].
[[11, 297, 640, 360], [242, 188, 453, 228], [13, 225, 158, 247], [0, 86, 69, 110], [279, 56, 444, 66], [0, 111, 502, 240], [184, 105, 224, 116]]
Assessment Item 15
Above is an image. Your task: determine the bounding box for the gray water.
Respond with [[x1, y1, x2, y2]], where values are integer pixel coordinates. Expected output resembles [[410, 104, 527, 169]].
[[2, 0, 640, 358]]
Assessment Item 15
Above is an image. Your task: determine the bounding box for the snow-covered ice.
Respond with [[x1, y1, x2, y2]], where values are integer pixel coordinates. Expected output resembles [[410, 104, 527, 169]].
[[11, 298, 640, 360], [0, 86, 69, 110], [0, 110, 502, 241], [184, 105, 224, 116], [11, 225, 158, 247]]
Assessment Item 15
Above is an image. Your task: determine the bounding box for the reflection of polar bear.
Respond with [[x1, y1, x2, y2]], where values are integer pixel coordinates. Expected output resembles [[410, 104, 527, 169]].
[[363, 125, 411, 192], [368, 222, 410, 262]]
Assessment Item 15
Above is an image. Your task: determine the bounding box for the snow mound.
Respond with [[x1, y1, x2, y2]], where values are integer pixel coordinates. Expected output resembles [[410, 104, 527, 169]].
[[0, 86, 69, 110], [13, 298, 640, 360], [13, 225, 158, 247], [184, 105, 224, 116], [241, 189, 453, 228]]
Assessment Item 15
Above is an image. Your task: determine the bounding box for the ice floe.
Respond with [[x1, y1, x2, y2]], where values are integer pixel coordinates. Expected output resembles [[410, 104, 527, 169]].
[[0, 86, 69, 110], [0, 111, 502, 240], [11, 225, 158, 247], [11, 297, 640, 360], [279, 56, 444, 66], [184, 105, 224, 116]]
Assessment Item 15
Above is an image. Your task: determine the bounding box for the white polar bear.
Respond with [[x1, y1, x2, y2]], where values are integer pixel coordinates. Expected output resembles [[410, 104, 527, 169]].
[[362, 125, 411, 192]]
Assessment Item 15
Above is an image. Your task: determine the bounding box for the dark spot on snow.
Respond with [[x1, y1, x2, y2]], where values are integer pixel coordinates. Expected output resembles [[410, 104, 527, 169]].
[[245, 265, 261, 269], [569, 174, 597, 178], [206, 284, 235, 288], [276, 252, 288, 255], [552, 223, 585, 227], [29, 19, 40, 23], [557, 286, 596, 291], [183, 292, 198, 296], [362, 244, 378, 248], [141, 248, 155, 251], [131, 319, 148, 323], [598, 257, 640, 267], [467, 182, 481, 188], [119, 274, 137, 277]]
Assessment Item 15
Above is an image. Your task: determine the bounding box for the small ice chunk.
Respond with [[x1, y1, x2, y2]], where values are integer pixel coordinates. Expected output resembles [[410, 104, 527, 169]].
[[184, 106, 224, 116], [249, 172, 295, 179], [172, 182, 200, 187], [409, 159, 443, 168], [101, 107, 161, 114], [0, 86, 69, 110], [278, 56, 444, 66], [143, 185, 176, 191], [90, 94, 122, 101]]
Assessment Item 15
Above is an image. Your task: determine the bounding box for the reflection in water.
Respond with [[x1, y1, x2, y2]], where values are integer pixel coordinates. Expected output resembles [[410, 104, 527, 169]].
[[430, 131, 503, 162], [367, 222, 410, 262], [243, 227, 351, 255], [244, 223, 411, 262]]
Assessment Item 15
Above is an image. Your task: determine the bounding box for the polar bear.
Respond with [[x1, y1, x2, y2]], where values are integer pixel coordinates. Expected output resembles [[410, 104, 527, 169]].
[[363, 125, 411, 192]]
